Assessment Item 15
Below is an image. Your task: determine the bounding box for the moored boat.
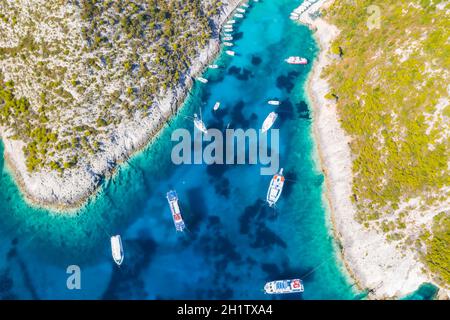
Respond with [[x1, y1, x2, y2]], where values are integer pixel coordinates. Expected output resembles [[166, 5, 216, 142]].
[[110, 235, 124, 266], [234, 13, 244, 18], [266, 168, 285, 207], [208, 64, 219, 69], [268, 100, 281, 106], [166, 190, 186, 232], [213, 101, 221, 111], [193, 113, 208, 134], [285, 56, 308, 65], [226, 50, 236, 56], [197, 77, 208, 84], [261, 111, 278, 132], [264, 279, 304, 294], [223, 42, 234, 47]]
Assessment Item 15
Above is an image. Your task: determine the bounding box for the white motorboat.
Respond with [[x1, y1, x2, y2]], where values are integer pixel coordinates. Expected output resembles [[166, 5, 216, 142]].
[[266, 168, 285, 207], [261, 112, 278, 132], [110, 235, 124, 266]]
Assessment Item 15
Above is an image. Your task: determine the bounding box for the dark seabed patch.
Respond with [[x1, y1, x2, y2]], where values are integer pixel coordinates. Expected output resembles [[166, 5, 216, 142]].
[[251, 55, 262, 66], [228, 66, 254, 81], [184, 187, 208, 233], [276, 71, 300, 93], [297, 101, 311, 119], [102, 238, 157, 299], [232, 31, 244, 41], [230, 100, 251, 128]]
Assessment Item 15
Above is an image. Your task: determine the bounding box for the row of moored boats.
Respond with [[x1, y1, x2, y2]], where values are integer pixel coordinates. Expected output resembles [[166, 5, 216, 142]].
[[110, 0, 304, 296]]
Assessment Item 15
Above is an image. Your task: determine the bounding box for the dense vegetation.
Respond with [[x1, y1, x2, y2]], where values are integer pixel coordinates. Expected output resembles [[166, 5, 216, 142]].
[[0, 0, 223, 173], [424, 213, 450, 284], [323, 0, 449, 285]]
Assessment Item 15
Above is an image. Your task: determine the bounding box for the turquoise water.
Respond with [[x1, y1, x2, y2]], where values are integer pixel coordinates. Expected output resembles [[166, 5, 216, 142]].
[[402, 283, 439, 300], [0, 0, 360, 299]]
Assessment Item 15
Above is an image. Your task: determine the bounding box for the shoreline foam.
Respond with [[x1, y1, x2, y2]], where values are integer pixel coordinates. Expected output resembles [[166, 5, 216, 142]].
[[301, 0, 437, 299]]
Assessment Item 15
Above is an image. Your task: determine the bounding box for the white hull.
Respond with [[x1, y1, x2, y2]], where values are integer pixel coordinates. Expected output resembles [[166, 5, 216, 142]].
[[213, 102, 221, 111], [264, 279, 304, 294], [267, 168, 284, 207], [194, 114, 208, 134], [111, 235, 124, 266], [268, 100, 280, 106], [261, 112, 278, 132], [285, 56, 308, 65]]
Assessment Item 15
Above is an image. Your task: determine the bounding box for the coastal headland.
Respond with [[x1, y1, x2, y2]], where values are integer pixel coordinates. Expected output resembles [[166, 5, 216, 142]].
[[0, 0, 243, 210], [301, 0, 448, 299]]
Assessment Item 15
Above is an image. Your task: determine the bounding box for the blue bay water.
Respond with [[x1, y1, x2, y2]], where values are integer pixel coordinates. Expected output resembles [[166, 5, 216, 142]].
[[0, 0, 361, 299]]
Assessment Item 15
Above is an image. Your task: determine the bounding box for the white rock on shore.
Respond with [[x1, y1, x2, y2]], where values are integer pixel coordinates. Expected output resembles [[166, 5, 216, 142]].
[[302, 0, 436, 298]]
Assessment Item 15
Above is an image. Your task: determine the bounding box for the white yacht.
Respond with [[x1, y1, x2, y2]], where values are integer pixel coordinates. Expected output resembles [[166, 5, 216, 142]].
[[166, 190, 186, 232], [208, 64, 219, 69], [213, 102, 221, 111], [194, 113, 208, 134], [264, 279, 304, 294], [226, 50, 236, 56], [223, 42, 234, 47], [110, 235, 124, 266], [266, 168, 285, 207], [234, 13, 244, 18], [261, 112, 278, 132], [268, 100, 281, 106], [285, 56, 308, 65], [197, 77, 208, 84]]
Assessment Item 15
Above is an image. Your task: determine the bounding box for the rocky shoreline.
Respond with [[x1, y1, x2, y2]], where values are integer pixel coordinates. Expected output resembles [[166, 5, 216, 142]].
[[301, 0, 441, 299], [0, 0, 243, 211]]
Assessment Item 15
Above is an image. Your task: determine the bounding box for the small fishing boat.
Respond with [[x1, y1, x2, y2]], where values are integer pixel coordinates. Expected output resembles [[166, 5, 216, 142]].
[[110, 235, 124, 266], [208, 64, 219, 69], [237, 8, 246, 13], [261, 112, 278, 132], [268, 100, 281, 106], [242, 3, 250, 8], [166, 190, 186, 232], [223, 36, 233, 41], [194, 113, 208, 134], [285, 56, 308, 65], [224, 28, 234, 33], [213, 102, 221, 111], [266, 168, 285, 207], [197, 77, 208, 84], [264, 279, 304, 294], [223, 42, 234, 47], [234, 13, 244, 18], [227, 19, 236, 24], [226, 50, 236, 56]]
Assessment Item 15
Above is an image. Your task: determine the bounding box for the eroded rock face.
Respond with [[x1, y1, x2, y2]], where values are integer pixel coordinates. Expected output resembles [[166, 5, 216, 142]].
[[0, 0, 241, 208]]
